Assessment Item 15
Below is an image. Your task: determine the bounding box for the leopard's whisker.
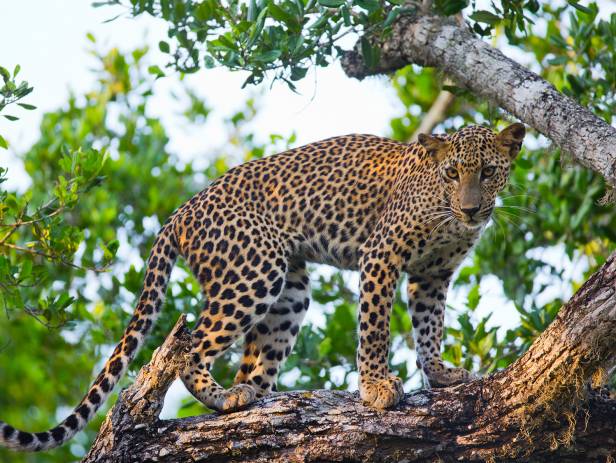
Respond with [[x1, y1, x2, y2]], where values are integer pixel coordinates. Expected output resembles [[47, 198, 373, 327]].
[[490, 215, 507, 241], [497, 205, 536, 213], [496, 212, 524, 232], [416, 212, 452, 228], [429, 215, 455, 237], [494, 209, 525, 221]]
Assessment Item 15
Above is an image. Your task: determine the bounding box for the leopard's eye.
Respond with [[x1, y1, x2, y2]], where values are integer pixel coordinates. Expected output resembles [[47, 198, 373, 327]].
[[482, 166, 496, 179], [444, 166, 459, 180]]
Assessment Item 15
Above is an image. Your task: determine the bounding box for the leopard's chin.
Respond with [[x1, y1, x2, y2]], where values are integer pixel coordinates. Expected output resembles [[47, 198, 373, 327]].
[[456, 217, 486, 230]]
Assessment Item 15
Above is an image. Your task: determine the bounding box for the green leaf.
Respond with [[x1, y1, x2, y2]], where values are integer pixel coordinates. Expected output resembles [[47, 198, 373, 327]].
[[213, 35, 238, 51], [19, 259, 33, 280], [247, 0, 258, 21], [477, 331, 495, 356], [252, 49, 282, 63], [0, 134, 7, 149], [435, 0, 468, 16], [318, 336, 332, 356], [159, 40, 170, 53], [290, 66, 308, 81], [204, 55, 216, 68], [13, 64, 21, 77], [549, 34, 569, 49], [384, 8, 401, 27], [355, 0, 380, 13], [571, 198, 592, 228], [442, 84, 471, 97], [0, 66, 10, 83], [515, 158, 532, 169], [467, 284, 481, 311], [194, 2, 212, 21], [360, 37, 379, 69], [567, 74, 585, 94], [469, 10, 501, 25], [102, 239, 120, 261], [547, 56, 569, 66], [3, 115, 19, 121], [247, 7, 268, 48], [318, 0, 345, 7], [567, 0, 593, 15], [148, 65, 165, 78], [268, 3, 298, 29], [17, 103, 36, 110]]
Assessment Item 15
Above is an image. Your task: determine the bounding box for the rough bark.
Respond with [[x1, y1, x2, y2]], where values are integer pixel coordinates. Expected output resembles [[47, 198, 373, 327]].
[[83, 252, 616, 463], [84, 314, 191, 459], [341, 14, 616, 187]]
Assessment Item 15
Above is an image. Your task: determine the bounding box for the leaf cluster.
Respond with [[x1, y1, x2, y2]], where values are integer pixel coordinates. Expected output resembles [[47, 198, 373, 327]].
[[0, 64, 35, 149], [98, 0, 416, 88]]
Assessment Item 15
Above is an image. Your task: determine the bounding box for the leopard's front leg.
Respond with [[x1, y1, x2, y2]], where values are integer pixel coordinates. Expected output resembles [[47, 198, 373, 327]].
[[357, 248, 404, 409], [408, 274, 476, 387]]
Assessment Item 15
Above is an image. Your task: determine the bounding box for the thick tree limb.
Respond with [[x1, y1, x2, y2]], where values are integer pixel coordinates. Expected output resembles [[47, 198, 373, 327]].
[[341, 14, 616, 187], [83, 253, 616, 462]]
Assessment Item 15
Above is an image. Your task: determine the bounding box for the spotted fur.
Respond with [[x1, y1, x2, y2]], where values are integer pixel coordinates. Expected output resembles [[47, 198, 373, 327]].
[[0, 123, 525, 451]]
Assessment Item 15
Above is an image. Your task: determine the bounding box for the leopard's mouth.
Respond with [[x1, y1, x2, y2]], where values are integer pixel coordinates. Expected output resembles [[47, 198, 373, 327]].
[[456, 210, 492, 229]]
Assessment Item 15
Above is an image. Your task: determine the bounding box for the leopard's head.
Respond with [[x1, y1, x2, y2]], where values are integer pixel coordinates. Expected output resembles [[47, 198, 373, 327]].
[[418, 123, 526, 230]]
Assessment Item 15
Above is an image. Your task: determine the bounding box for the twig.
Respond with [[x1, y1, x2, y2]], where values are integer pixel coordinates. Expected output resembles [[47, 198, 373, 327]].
[[409, 85, 456, 142], [0, 242, 110, 273]]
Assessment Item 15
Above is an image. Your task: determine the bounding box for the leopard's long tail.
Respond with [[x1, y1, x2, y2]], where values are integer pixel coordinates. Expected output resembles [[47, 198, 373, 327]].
[[0, 223, 179, 452]]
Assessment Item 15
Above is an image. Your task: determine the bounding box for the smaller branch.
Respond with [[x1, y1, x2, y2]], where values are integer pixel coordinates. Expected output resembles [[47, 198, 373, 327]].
[[118, 314, 191, 423], [0, 242, 70, 263], [0, 171, 106, 245], [420, 0, 433, 14], [22, 305, 66, 329], [0, 206, 28, 245], [0, 204, 66, 231], [84, 315, 191, 460], [0, 227, 18, 247], [409, 86, 456, 142], [0, 242, 111, 273]]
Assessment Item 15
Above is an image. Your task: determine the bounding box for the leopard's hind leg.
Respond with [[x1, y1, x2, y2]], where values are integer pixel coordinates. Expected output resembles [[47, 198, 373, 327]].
[[181, 247, 288, 412], [234, 259, 310, 397]]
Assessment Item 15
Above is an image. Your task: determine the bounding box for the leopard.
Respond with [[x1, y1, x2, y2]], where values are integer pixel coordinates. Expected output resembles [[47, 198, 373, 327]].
[[0, 123, 525, 451]]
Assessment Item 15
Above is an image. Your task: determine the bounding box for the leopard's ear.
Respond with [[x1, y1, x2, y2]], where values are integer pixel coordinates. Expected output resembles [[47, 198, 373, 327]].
[[417, 133, 449, 162], [496, 123, 526, 160]]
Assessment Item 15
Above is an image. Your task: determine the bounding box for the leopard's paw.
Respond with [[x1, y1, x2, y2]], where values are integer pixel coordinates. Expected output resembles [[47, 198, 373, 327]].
[[214, 384, 257, 412], [359, 375, 404, 409], [426, 367, 478, 388]]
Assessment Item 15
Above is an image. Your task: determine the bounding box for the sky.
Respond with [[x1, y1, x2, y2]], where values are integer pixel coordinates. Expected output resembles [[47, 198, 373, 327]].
[[0, 0, 598, 420]]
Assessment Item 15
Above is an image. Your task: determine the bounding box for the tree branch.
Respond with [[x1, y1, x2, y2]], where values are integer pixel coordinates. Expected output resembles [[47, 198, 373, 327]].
[[341, 14, 616, 188], [83, 252, 616, 462], [409, 86, 456, 142], [84, 315, 191, 459]]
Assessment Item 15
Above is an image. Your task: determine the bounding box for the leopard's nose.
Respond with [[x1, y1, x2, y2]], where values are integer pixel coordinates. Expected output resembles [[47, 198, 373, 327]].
[[461, 206, 480, 218]]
